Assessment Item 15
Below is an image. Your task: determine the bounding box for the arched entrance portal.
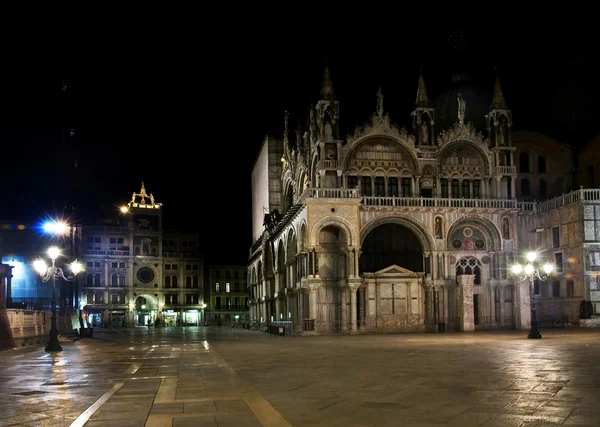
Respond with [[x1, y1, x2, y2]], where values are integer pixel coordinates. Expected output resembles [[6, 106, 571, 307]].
[[133, 294, 158, 327], [360, 223, 424, 273]]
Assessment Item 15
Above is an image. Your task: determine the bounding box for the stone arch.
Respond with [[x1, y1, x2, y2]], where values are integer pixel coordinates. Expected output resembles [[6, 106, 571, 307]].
[[286, 229, 297, 265], [298, 221, 307, 253], [310, 216, 357, 248], [438, 140, 492, 176], [359, 214, 434, 252], [446, 216, 502, 251], [342, 135, 419, 171], [134, 293, 158, 309]]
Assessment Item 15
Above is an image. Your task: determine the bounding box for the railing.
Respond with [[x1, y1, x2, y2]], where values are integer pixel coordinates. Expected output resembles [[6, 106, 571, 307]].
[[536, 188, 600, 213], [362, 196, 520, 209], [517, 201, 535, 211], [495, 166, 517, 174], [106, 250, 130, 256], [270, 320, 294, 335], [306, 188, 360, 198], [318, 159, 338, 169], [537, 315, 578, 328]]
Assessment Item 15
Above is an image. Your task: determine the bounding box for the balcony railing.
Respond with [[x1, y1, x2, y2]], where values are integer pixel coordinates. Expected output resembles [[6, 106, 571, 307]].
[[318, 159, 338, 169], [361, 196, 520, 210], [85, 250, 130, 256], [536, 188, 600, 213], [495, 166, 517, 174], [306, 188, 360, 198]]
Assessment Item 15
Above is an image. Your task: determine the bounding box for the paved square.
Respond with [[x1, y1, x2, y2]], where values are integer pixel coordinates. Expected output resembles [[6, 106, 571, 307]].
[[1, 327, 600, 426]]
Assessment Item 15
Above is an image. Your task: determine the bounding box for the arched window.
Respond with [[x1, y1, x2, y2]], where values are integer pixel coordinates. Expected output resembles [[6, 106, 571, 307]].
[[361, 176, 372, 196], [456, 257, 482, 285], [521, 179, 530, 197], [164, 276, 171, 288], [186, 276, 192, 288], [519, 152, 530, 173], [111, 274, 118, 287], [94, 274, 101, 286], [539, 179, 547, 198], [119, 275, 126, 287], [172, 276, 178, 288], [193, 276, 199, 288], [388, 177, 398, 197], [462, 180, 470, 198], [86, 274, 93, 286], [537, 155, 546, 173]]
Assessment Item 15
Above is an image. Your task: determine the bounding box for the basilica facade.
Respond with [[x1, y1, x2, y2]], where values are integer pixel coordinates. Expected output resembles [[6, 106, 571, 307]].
[[248, 66, 600, 335]]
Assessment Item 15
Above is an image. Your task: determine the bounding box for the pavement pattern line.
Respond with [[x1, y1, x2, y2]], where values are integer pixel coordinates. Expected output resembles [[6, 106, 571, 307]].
[[202, 340, 292, 427], [69, 381, 125, 427]]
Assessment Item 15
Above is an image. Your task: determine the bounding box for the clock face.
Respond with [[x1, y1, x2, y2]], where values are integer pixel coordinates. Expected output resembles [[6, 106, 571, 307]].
[[136, 267, 155, 284]]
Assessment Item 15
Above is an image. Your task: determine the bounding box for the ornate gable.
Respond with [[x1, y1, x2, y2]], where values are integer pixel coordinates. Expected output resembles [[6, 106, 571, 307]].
[[437, 122, 490, 148], [346, 114, 415, 146], [374, 264, 419, 277]]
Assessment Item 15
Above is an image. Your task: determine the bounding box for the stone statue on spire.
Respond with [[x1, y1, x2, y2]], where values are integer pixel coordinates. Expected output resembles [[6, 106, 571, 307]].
[[457, 92, 466, 125], [376, 87, 384, 117]]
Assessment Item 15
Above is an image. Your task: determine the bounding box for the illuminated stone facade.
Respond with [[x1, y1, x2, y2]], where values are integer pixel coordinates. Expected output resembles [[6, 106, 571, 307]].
[[248, 67, 600, 335], [79, 183, 205, 327]]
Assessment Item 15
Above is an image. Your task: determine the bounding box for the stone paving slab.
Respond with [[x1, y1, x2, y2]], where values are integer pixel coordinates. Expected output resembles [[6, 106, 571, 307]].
[[0, 327, 600, 426]]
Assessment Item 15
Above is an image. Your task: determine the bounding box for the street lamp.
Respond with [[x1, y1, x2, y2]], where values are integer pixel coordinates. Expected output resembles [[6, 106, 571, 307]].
[[33, 247, 82, 352], [511, 251, 553, 339]]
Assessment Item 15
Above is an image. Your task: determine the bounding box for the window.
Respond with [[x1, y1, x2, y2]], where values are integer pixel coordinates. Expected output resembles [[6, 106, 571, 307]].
[[193, 276, 199, 288], [226, 297, 231, 308], [111, 274, 118, 287], [225, 271, 230, 278], [451, 179, 459, 198], [552, 280, 561, 298], [554, 252, 563, 273], [87, 262, 93, 268], [95, 262, 101, 268], [112, 262, 118, 268], [347, 175, 358, 189], [590, 252, 600, 271], [401, 178, 411, 197], [388, 177, 398, 197], [441, 179, 448, 198], [552, 227, 560, 248], [119, 275, 125, 287], [165, 264, 171, 270], [215, 297, 221, 309], [172, 276, 178, 288], [375, 177, 385, 196], [361, 176, 372, 196], [94, 274, 101, 286], [111, 294, 125, 304], [539, 179, 547, 198], [521, 179, 530, 197], [462, 180, 470, 199], [165, 276, 171, 288], [226, 283, 230, 293], [538, 155, 546, 173], [234, 271, 239, 278], [186, 276, 192, 288], [86, 274, 93, 286], [519, 152, 530, 172], [165, 294, 177, 304], [567, 280, 574, 298], [473, 180, 480, 199], [215, 282, 220, 292]]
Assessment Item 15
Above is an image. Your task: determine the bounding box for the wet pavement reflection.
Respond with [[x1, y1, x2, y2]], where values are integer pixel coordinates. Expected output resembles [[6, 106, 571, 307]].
[[1, 327, 600, 426]]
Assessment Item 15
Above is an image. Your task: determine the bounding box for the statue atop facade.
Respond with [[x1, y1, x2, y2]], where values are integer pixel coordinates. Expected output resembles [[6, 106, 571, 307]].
[[376, 87, 384, 117], [420, 122, 430, 144], [457, 93, 466, 124]]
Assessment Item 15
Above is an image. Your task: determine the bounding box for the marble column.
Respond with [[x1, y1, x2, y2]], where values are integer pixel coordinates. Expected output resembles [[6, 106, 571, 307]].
[[425, 275, 434, 327], [349, 284, 359, 332], [358, 287, 366, 326], [341, 286, 348, 331]]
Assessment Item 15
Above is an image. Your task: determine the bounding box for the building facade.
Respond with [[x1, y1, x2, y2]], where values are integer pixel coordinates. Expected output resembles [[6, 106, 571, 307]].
[[205, 265, 249, 326], [80, 183, 205, 327], [248, 66, 600, 335]]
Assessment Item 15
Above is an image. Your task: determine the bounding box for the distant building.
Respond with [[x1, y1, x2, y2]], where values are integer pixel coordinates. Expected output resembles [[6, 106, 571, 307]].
[[248, 66, 600, 335], [205, 265, 249, 326], [79, 183, 205, 327]]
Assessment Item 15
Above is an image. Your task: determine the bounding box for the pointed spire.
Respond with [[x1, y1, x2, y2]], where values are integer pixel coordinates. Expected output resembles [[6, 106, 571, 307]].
[[415, 70, 431, 108], [320, 61, 335, 101], [491, 69, 507, 109]]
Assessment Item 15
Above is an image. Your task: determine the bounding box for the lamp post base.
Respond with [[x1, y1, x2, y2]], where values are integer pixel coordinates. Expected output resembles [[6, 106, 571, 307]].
[[45, 340, 63, 352], [527, 330, 542, 339]]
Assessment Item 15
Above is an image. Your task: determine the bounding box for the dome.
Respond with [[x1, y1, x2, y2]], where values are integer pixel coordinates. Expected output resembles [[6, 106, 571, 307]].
[[434, 73, 492, 134]]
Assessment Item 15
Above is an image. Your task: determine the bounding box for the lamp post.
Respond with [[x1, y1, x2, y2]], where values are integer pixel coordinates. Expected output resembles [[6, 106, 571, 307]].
[[33, 247, 82, 352], [511, 252, 553, 339]]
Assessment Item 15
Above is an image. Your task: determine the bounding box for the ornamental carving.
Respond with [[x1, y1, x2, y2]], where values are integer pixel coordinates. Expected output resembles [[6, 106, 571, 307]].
[[346, 113, 415, 146], [436, 122, 489, 148]]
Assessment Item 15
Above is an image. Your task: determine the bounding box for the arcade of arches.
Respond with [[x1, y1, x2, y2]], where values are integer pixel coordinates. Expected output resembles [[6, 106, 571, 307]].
[[248, 219, 528, 334]]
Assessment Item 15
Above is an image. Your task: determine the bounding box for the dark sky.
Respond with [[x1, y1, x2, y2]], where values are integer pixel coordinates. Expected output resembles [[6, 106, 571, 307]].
[[1, 22, 597, 265]]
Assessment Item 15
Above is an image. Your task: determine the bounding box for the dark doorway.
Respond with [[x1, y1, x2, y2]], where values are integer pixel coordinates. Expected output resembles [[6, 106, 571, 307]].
[[473, 294, 479, 325], [421, 188, 433, 198], [360, 224, 424, 273]]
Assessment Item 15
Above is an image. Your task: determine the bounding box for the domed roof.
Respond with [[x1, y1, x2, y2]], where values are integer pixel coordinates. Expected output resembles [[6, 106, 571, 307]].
[[434, 73, 492, 133]]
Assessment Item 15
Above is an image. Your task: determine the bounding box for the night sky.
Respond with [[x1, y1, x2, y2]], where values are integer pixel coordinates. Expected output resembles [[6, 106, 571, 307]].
[[1, 23, 597, 265]]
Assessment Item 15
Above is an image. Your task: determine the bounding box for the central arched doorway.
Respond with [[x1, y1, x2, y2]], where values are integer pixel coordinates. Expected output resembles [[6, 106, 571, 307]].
[[360, 223, 424, 273], [133, 294, 158, 327]]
